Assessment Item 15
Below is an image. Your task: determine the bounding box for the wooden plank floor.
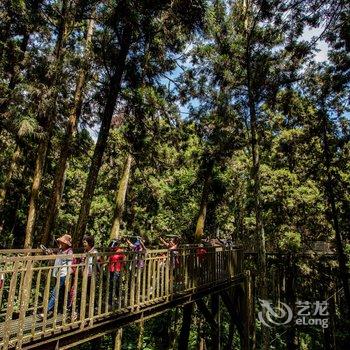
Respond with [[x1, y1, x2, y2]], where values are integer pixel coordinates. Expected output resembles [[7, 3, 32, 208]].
[[0, 314, 63, 341]]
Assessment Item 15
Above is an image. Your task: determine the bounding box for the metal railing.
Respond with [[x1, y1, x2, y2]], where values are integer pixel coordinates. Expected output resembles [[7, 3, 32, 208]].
[[0, 246, 242, 349]]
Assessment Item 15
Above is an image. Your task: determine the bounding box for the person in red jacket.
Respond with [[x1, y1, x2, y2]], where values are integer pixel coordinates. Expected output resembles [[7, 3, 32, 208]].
[[108, 239, 125, 307]]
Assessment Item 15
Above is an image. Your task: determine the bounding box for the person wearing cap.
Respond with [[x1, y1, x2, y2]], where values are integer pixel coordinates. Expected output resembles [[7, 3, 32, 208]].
[[39, 234, 73, 319]]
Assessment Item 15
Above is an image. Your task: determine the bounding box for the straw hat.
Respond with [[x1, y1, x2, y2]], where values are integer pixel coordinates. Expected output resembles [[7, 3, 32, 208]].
[[57, 234, 72, 247]]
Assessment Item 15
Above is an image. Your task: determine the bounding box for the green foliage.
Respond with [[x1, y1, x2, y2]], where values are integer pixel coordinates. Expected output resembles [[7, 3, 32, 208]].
[[0, 0, 349, 348]]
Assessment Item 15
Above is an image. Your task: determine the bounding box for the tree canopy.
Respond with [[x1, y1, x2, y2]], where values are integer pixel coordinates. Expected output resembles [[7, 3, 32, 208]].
[[1, 0, 349, 348]]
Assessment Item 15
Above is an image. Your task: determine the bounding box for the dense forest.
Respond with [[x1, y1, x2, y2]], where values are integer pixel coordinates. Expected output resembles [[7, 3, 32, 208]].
[[1, 0, 350, 349]]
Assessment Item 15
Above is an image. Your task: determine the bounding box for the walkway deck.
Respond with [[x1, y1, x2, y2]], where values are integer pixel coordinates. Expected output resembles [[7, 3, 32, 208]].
[[0, 246, 244, 349]]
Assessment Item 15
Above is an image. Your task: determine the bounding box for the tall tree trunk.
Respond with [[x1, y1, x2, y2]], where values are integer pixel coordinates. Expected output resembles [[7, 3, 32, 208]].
[[24, 138, 50, 248], [194, 160, 213, 241], [244, 1, 268, 347], [24, 0, 70, 248], [320, 108, 350, 318], [74, 24, 132, 244], [41, 16, 95, 245], [108, 154, 133, 350], [110, 153, 133, 240], [247, 68, 267, 299], [178, 303, 194, 350]]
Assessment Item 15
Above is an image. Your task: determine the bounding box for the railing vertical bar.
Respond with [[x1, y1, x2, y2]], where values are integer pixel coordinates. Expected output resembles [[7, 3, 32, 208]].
[[42, 266, 52, 333], [164, 254, 169, 300], [152, 257, 157, 302], [123, 257, 130, 309], [71, 265, 79, 322], [160, 257, 165, 298], [18, 265, 25, 303], [147, 257, 152, 302], [117, 263, 123, 310], [52, 266, 62, 329], [211, 249, 214, 284], [141, 256, 147, 304], [31, 269, 42, 336], [136, 262, 141, 310], [2, 260, 19, 349], [190, 252, 194, 290], [169, 251, 174, 299], [62, 267, 71, 326], [79, 257, 89, 329], [16, 260, 34, 348], [89, 255, 96, 326], [105, 266, 110, 314], [0, 268, 6, 310], [97, 261, 103, 316], [129, 258, 135, 311], [155, 258, 160, 300], [217, 250, 220, 282]]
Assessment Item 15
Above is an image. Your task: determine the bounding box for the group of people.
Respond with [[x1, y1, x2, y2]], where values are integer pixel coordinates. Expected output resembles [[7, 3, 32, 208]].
[[39, 234, 179, 319], [38, 233, 235, 320]]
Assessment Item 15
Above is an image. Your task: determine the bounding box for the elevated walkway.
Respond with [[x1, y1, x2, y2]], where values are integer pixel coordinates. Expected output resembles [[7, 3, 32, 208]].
[[0, 247, 249, 349]]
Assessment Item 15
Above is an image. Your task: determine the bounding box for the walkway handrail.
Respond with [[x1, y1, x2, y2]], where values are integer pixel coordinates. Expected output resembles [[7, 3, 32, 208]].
[[0, 246, 242, 349]]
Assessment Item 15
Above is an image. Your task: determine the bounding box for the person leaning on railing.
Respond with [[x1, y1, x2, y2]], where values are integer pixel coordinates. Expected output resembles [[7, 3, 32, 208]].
[[38, 234, 73, 320]]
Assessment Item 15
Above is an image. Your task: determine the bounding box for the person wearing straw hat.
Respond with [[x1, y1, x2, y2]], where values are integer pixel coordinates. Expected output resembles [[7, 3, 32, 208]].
[[38, 234, 73, 319]]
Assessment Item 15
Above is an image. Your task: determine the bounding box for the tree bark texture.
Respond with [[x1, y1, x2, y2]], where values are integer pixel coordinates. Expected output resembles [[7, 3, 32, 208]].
[[178, 303, 194, 350], [41, 16, 95, 245], [24, 0, 70, 248], [74, 24, 132, 244], [194, 159, 214, 241], [110, 153, 133, 240]]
